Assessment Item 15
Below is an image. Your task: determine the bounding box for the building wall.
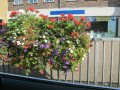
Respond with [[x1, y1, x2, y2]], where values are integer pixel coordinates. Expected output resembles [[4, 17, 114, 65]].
[[8, 0, 120, 11], [0, 0, 8, 21]]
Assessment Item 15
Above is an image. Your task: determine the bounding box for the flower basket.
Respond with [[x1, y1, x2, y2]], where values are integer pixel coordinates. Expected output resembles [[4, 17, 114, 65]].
[[0, 6, 91, 75]]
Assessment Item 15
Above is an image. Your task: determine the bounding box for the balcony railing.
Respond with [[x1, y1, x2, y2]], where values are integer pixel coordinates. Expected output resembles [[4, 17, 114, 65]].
[[0, 38, 120, 88]]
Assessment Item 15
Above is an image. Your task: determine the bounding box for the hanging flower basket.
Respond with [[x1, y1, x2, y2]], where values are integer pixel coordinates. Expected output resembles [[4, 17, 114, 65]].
[[0, 6, 91, 75]]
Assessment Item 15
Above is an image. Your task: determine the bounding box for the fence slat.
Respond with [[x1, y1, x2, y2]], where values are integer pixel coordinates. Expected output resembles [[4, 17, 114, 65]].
[[102, 41, 105, 86], [94, 41, 100, 85], [50, 68, 53, 79], [87, 51, 90, 84], [65, 72, 67, 82], [72, 72, 74, 83], [57, 69, 60, 80], [118, 41, 120, 87], [79, 64, 81, 83], [110, 41, 113, 86]]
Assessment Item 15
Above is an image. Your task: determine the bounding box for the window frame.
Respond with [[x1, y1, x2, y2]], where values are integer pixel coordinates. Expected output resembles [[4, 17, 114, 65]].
[[44, 0, 54, 3], [14, 0, 23, 5], [28, 0, 39, 4]]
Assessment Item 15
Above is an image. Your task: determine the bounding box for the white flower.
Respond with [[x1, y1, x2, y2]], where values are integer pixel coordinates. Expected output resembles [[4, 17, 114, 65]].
[[21, 43, 24, 45], [69, 48, 73, 53], [67, 40, 70, 44], [45, 32, 48, 35], [17, 41, 21, 45], [44, 40, 48, 43], [34, 44, 38, 47], [23, 38, 26, 40], [83, 54, 86, 58], [72, 45, 75, 49], [13, 37, 16, 39], [70, 50, 73, 53], [43, 35, 45, 38], [19, 9, 25, 14], [12, 40, 15, 43], [18, 32, 20, 34], [56, 39, 60, 44]]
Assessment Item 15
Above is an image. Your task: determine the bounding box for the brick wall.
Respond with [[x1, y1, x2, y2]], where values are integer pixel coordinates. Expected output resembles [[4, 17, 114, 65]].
[[8, 0, 120, 11]]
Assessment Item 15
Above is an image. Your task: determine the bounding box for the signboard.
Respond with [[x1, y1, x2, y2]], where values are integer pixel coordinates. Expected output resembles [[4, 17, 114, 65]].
[[50, 10, 85, 15]]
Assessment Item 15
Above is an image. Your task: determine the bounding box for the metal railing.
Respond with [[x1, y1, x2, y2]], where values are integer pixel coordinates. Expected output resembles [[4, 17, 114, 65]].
[[0, 38, 120, 88]]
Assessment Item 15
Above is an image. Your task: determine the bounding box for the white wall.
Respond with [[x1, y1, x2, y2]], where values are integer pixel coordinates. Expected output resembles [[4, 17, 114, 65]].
[[8, 7, 120, 18], [38, 7, 120, 17]]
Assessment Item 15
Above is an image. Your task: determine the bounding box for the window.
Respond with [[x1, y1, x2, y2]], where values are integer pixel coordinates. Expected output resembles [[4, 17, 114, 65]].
[[66, 0, 78, 1], [91, 21, 108, 32], [14, 0, 23, 5], [44, 0, 54, 2], [28, 0, 38, 3]]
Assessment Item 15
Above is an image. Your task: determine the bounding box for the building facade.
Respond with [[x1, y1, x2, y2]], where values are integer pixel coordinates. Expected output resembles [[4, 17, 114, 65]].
[[0, 0, 8, 21], [8, 0, 120, 38], [8, 0, 120, 10]]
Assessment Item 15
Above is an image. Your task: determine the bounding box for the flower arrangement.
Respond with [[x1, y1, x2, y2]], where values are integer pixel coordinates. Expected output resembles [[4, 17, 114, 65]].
[[0, 6, 91, 75]]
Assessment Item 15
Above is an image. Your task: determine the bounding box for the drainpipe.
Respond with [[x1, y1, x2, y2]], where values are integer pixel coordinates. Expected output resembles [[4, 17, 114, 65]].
[[116, 17, 120, 38], [116, 16, 119, 37], [58, 0, 61, 8]]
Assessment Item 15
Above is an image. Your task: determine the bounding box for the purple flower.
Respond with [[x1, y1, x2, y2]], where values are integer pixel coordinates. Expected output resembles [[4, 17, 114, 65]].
[[24, 49, 27, 53], [40, 44, 45, 49], [0, 28, 7, 34], [60, 38, 65, 42], [65, 61, 70, 65], [55, 49, 59, 55], [40, 44, 49, 49], [63, 65, 67, 69]]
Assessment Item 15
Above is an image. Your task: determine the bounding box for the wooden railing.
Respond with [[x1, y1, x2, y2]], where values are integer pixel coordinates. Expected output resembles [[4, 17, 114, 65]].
[[0, 38, 120, 88]]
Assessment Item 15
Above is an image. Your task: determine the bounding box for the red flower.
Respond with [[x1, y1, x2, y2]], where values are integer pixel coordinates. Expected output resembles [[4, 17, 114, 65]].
[[10, 11, 19, 18], [59, 17, 67, 22], [70, 59, 76, 63], [71, 31, 75, 37], [71, 31, 79, 38], [68, 14, 74, 20], [86, 22, 91, 28], [90, 44, 93, 47], [39, 14, 44, 17], [76, 32, 79, 37], [80, 16, 86, 21], [60, 13, 65, 17], [27, 6, 35, 12], [0, 21, 7, 26], [74, 20, 81, 26], [47, 25, 54, 29], [39, 14, 48, 19], [50, 18, 56, 23]]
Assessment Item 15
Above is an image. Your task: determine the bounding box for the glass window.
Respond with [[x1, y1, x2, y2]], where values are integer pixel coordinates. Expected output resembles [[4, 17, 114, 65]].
[[14, 0, 23, 5], [28, 0, 38, 3], [44, 0, 54, 2]]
